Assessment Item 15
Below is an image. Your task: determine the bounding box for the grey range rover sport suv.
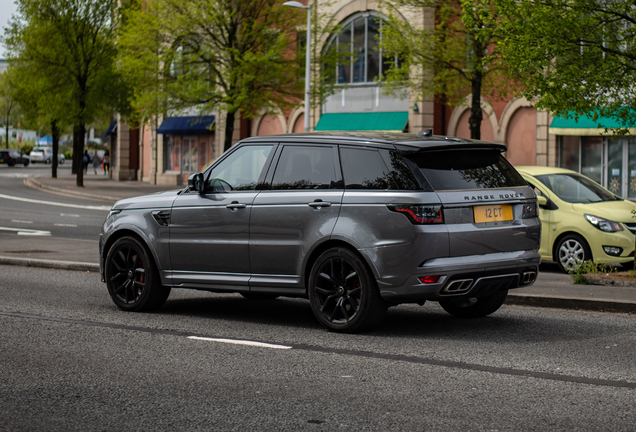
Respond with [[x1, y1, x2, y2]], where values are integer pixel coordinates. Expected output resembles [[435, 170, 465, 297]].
[[100, 131, 541, 332]]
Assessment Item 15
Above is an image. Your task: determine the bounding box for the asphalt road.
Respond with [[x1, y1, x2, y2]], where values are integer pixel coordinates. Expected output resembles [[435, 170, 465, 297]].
[[0, 166, 109, 241], [1, 265, 635, 431]]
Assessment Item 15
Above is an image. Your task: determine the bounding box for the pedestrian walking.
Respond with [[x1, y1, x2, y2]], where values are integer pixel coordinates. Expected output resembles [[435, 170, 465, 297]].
[[82, 150, 90, 173], [103, 150, 110, 176], [91, 151, 101, 175]]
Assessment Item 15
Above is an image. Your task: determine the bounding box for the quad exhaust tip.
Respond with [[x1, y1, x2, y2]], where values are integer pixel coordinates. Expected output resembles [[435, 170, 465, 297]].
[[522, 271, 536, 284], [442, 279, 473, 294]]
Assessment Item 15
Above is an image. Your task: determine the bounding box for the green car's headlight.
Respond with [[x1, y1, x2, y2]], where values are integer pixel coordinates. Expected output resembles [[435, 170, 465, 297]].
[[584, 214, 623, 232]]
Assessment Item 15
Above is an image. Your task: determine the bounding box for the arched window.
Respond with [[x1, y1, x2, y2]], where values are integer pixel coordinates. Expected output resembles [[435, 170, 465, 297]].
[[324, 13, 398, 85]]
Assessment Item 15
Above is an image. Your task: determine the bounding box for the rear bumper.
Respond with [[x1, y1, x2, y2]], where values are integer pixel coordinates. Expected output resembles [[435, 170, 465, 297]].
[[378, 250, 541, 303]]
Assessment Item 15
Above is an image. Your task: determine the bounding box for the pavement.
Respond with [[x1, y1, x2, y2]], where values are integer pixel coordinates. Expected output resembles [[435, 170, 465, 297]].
[[1, 173, 635, 314]]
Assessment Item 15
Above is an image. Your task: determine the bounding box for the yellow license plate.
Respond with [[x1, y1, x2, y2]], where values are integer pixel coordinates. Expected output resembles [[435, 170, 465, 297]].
[[474, 204, 513, 223], [0, 159, 3, 163]]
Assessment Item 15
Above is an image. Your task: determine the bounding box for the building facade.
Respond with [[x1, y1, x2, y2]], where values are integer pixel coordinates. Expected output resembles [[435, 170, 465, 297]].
[[110, 0, 632, 201]]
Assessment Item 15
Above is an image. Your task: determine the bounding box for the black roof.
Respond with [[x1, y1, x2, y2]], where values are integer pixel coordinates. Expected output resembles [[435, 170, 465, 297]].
[[239, 131, 507, 152]]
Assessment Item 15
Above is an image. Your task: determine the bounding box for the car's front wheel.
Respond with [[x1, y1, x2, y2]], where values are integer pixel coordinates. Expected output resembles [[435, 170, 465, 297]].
[[556, 234, 591, 272], [439, 290, 508, 318], [59, 158, 64, 165], [105, 236, 170, 311], [308, 247, 387, 333]]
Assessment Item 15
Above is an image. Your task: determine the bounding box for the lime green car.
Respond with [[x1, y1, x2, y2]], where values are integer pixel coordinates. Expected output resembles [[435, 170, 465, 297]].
[[516, 166, 636, 272]]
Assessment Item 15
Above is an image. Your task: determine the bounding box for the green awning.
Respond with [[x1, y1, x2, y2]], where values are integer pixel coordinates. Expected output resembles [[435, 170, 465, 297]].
[[550, 111, 636, 136], [315, 111, 409, 132]]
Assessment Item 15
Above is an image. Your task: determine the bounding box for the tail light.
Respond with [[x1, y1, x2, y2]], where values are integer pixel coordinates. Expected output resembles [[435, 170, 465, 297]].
[[522, 202, 538, 219], [388, 204, 443, 224]]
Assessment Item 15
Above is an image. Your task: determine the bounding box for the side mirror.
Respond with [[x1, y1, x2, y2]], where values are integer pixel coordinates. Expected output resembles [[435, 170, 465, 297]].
[[187, 173, 204, 192], [537, 196, 548, 206]]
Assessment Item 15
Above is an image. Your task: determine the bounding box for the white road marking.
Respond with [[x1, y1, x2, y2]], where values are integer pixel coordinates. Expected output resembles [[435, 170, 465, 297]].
[[0, 173, 32, 178], [11, 220, 33, 224], [0, 193, 111, 211], [0, 226, 51, 236], [60, 213, 81, 217], [187, 336, 292, 350], [54, 223, 78, 227]]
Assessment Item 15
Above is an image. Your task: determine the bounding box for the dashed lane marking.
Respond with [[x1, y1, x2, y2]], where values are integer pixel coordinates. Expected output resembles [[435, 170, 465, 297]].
[[1, 311, 635, 390], [0, 193, 111, 211], [187, 336, 292, 350], [0, 226, 51, 236]]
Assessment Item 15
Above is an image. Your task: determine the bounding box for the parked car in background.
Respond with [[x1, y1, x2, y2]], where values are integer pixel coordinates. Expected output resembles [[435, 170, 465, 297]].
[[29, 147, 65, 164], [516, 166, 636, 272], [0, 149, 30, 167], [100, 131, 541, 332]]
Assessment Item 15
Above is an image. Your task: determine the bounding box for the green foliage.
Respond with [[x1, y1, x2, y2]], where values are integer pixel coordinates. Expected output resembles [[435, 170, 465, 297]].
[[496, 0, 636, 131], [568, 260, 616, 285], [380, 0, 517, 139], [117, 0, 307, 151], [2, 0, 127, 185]]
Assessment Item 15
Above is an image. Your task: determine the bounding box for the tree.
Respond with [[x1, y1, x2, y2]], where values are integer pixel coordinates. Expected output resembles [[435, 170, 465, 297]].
[[3, 0, 126, 187], [380, 0, 516, 139], [496, 0, 636, 130], [0, 70, 21, 148], [496, 0, 636, 268], [117, 0, 306, 153]]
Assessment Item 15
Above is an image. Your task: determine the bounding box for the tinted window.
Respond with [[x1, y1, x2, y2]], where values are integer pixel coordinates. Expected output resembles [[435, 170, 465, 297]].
[[536, 173, 619, 203], [406, 149, 526, 191], [340, 148, 421, 190], [271, 146, 338, 190], [204, 145, 272, 192]]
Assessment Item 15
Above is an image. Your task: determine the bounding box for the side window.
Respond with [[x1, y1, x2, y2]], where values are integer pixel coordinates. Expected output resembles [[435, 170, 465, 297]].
[[204, 145, 273, 192], [270, 145, 339, 190], [340, 147, 423, 190], [341, 147, 392, 189]]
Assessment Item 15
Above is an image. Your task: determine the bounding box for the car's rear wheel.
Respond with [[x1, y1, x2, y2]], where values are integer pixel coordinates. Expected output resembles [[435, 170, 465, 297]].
[[59, 158, 64, 165], [439, 290, 508, 318], [309, 247, 387, 333], [105, 236, 170, 311], [23, 160, 29, 167], [8, 160, 15, 167], [556, 234, 591, 272], [44, 158, 51, 164]]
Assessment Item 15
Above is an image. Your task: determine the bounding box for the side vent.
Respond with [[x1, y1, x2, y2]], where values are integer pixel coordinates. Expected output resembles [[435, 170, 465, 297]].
[[152, 210, 171, 227]]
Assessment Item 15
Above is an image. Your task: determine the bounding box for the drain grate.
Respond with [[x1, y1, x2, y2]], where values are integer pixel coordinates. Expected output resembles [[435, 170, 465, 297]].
[[4, 250, 56, 254]]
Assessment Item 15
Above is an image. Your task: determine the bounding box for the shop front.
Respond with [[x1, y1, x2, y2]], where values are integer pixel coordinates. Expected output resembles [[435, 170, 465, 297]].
[[158, 115, 216, 184], [552, 114, 636, 200]]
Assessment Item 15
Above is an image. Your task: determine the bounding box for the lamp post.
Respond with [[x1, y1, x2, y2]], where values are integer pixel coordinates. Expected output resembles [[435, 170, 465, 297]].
[[283, 1, 311, 133]]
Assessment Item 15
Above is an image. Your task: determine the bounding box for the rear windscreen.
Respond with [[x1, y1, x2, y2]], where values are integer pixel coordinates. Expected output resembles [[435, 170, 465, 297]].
[[405, 149, 527, 191]]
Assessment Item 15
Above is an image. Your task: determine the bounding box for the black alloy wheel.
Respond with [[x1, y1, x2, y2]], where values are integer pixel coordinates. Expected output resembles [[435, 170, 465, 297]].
[[309, 247, 387, 333], [105, 236, 170, 311], [439, 290, 508, 318]]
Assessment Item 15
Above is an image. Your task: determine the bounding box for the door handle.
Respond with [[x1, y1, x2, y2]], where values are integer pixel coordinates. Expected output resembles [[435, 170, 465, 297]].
[[226, 202, 246, 210], [308, 200, 332, 208]]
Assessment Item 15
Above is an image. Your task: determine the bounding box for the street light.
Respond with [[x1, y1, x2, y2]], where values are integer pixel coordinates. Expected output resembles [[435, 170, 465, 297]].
[[283, 1, 311, 133]]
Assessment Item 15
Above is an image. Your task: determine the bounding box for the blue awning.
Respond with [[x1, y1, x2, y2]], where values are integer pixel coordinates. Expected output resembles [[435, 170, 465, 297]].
[[157, 115, 215, 135], [103, 121, 117, 136], [37, 135, 53, 144]]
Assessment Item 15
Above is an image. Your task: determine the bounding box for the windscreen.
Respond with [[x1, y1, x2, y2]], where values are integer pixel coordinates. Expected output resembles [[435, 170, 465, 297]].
[[536, 173, 620, 203], [405, 149, 527, 191]]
